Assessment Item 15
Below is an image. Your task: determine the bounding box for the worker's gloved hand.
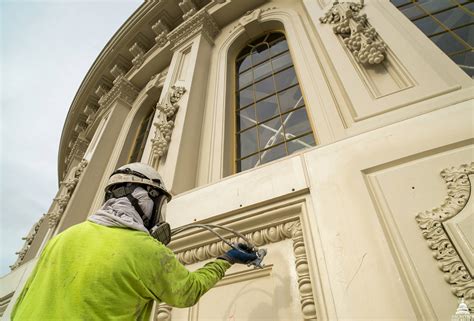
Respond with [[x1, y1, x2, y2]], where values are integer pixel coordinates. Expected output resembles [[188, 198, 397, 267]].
[[218, 243, 258, 265]]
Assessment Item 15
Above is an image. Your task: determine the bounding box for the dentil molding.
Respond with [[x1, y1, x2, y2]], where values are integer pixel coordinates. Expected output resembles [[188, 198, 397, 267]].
[[320, 0, 387, 65], [415, 163, 474, 308]]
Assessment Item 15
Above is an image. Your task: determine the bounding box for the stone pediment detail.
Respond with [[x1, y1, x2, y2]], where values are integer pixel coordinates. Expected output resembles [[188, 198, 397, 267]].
[[168, 10, 220, 49], [320, 0, 386, 65], [98, 76, 139, 109], [150, 86, 186, 164], [415, 163, 474, 308], [168, 220, 317, 321]]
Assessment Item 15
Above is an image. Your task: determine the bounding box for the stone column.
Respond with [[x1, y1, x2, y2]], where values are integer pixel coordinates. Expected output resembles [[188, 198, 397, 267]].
[[147, 10, 220, 195]]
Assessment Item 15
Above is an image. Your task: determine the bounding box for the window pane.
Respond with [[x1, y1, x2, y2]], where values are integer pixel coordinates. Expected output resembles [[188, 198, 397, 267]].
[[278, 86, 304, 113], [434, 7, 474, 29], [287, 133, 316, 154], [274, 67, 298, 91], [239, 154, 259, 171], [238, 86, 254, 108], [399, 4, 426, 20], [451, 51, 474, 77], [238, 127, 258, 158], [454, 25, 474, 47], [238, 69, 253, 89], [260, 143, 287, 164], [390, 0, 411, 7], [418, 0, 456, 14], [258, 117, 283, 150], [430, 32, 468, 54], [270, 39, 288, 57], [238, 105, 256, 131], [256, 95, 279, 122], [252, 44, 271, 66], [413, 16, 445, 36], [283, 108, 312, 139], [271, 52, 292, 73], [253, 60, 273, 83], [237, 54, 252, 74], [254, 76, 275, 101]]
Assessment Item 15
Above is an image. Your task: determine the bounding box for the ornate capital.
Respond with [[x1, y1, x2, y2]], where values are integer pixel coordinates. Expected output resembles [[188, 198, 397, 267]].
[[320, 1, 386, 65], [415, 162, 474, 309], [98, 76, 139, 108], [150, 86, 186, 163], [168, 10, 220, 49]]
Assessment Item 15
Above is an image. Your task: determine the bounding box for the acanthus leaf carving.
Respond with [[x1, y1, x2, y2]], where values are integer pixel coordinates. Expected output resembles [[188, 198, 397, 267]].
[[150, 86, 186, 162], [320, 0, 386, 65], [415, 162, 474, 309], [98, 76, 139, 109], [168, 10, 220, 49]]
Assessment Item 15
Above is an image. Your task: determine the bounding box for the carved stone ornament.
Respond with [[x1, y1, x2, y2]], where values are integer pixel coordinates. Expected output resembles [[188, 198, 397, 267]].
[[229, 7, 277, 34], [179, 0, 197, 21], [150, 86, 186, 161], [47, 159, 89, 229], [65, 136, 90, 166], [320, 0, 387, 65], [130, 42, 147, 67], [154, 303, 172, 321], [152, 19, 170, 48], [415, 163, 474, 309], [98, 75, 139, 108], [173, 221, 317, 320], [168, 10, 220, 49], [9, 214, 46, 270]]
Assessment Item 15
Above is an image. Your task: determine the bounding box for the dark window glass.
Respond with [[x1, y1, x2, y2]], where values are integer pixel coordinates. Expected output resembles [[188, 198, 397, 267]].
[[390, 0, 473, 78], [129, 108, 154, 163], [235, 32, 317, 172]]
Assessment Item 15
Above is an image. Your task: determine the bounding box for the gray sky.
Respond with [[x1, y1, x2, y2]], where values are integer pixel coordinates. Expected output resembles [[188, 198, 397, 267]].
[[1, 0, 142, 276]]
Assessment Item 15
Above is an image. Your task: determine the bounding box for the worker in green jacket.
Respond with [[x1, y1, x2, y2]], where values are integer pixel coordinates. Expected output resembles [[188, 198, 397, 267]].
[[12, 162, 257, 320]]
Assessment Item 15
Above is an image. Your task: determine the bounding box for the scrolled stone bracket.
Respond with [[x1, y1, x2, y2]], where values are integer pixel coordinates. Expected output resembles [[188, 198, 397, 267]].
[[415, 162, 474, 308], [320, 0, 387, 65], [150, 86, 186, 164]]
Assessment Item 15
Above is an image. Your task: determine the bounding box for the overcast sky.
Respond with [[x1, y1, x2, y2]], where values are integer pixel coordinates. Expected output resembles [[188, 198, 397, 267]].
[[0, 0, 142, 276]]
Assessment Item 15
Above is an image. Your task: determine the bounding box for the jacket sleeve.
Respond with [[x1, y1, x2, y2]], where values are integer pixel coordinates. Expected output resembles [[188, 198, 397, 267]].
[[143, 241, 232, 308]]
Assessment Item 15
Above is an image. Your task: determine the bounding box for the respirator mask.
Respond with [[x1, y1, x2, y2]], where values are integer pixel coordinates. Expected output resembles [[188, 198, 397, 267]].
[[146, 189, 171, 246]]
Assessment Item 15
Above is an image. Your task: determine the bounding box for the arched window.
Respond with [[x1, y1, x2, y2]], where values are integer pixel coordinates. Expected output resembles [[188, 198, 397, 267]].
[[128, 108, 154, 163], [390, 0, 473, 77], [235, 32, 316, 172]]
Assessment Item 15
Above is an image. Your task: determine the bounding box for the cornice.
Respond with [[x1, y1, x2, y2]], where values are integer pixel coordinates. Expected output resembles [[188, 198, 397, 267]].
[[98, 76, 140, 109], [168, 10, 220, 49]]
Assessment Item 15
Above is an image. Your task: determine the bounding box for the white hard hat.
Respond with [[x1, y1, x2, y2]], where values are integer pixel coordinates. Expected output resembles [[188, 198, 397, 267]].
[[106, 163, 171, 200]]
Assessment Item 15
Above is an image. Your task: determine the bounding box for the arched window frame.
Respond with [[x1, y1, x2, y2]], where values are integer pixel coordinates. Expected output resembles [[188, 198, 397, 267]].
[[233, 30, 317, 173]]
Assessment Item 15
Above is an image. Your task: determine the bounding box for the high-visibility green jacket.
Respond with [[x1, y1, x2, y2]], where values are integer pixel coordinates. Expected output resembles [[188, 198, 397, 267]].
[[11, 221, 231, 321]]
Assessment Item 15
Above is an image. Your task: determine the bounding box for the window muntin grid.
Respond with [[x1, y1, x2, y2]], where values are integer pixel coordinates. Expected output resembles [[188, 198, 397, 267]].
[[235, 32, 316, 172], [390, 0, 473, 77]]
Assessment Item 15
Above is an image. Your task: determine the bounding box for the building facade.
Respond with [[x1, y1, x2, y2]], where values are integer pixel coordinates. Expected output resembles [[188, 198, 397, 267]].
[[1, 0, 473, 320]]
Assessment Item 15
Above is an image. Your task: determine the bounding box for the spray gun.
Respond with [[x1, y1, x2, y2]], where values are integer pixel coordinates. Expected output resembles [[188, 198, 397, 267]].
[[171, 224, 267, 269]]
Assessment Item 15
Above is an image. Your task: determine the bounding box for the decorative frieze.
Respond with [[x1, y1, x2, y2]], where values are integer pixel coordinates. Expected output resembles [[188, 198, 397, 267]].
[[415, 163, 474, 308], [168, 10, 220, 49], [152, 19, 170, 48], [98, 76, 139, 108], [129, 42, 147, 67], [47, 159, 88, 229], [150, 86, 186, 161], [320, 0, 386, 65], [65, 136, 90, 165], [179, 0, 197, 21], [9, 214, 46, 270]]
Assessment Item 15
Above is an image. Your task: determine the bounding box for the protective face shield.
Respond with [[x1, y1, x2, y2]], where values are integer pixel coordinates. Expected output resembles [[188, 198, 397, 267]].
[[145, 191, 171, 245]]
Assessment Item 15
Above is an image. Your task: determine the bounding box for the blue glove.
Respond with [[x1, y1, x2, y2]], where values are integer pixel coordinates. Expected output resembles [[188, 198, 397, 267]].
[[218, 243, 258, 265]]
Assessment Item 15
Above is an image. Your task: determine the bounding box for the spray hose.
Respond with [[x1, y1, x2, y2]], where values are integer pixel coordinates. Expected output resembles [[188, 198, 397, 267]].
[[171, 224, 267, 269]]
